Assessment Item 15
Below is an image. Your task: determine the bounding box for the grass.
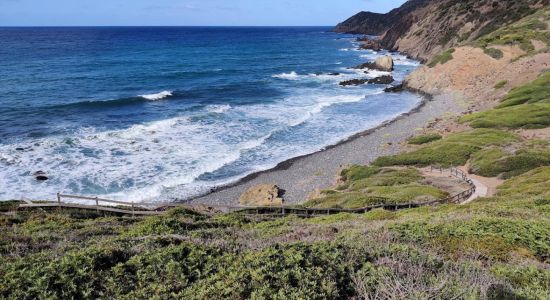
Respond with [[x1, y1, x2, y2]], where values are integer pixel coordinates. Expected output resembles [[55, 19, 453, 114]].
[[373, 129, 518, 167], [407, 133, 442, 145], [427, 48, 455, 68]]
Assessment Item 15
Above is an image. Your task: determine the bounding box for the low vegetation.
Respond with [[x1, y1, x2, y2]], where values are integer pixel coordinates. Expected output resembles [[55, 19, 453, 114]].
[[462, 72, 550, 129], [373, 129, 517, 167], [483, 47, 504, 59], [474, 7, 550, 56], [304, 167, 449, 209], [469, 141, 550, 178], [407, 133, 442, 145], [1, 164, 548, 299], [427, 48, 455, 68]]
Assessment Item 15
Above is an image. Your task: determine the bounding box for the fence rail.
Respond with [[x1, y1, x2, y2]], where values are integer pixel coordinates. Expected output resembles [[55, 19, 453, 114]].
[[18, 166, 476, 217]]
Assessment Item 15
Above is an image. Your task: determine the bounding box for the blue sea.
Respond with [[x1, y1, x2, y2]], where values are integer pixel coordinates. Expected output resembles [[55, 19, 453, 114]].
[[0, 27, 421, 202]]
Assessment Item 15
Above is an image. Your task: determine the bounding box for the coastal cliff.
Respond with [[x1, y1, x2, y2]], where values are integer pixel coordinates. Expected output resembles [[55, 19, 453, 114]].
[[336, 0, 549, 62]]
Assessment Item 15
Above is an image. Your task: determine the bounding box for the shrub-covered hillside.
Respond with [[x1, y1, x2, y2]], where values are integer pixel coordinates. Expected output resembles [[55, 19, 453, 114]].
[[1, 167, 548, 299]]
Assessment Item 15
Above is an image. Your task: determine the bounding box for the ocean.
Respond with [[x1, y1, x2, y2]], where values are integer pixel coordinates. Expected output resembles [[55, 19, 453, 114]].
[[0, 27, 421, 202]]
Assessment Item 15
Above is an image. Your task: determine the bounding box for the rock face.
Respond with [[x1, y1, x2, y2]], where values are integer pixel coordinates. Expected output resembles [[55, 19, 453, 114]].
[[368, 75, 394, 85], [239, 184, 284, 206], [339, 79, 369, 86]]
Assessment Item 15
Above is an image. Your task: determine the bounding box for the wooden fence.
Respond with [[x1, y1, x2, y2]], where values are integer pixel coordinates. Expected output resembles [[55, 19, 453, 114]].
[[18, 166, 476, 217]]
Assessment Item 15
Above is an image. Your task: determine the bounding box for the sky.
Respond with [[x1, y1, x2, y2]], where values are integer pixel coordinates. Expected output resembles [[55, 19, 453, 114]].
[[0, 0, 406, 26]]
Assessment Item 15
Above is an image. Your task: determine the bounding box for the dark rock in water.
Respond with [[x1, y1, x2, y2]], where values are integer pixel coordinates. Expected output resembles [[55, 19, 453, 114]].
[[33, 170, 46, 176], [353, 62, 378, 70], [384, 84, 404, 93], [328, 72, 341, 76], [368, 75, 394, 85], [35, 175, 48, 181], [339, 79, 369, 86], [16, 147, 25, 151]]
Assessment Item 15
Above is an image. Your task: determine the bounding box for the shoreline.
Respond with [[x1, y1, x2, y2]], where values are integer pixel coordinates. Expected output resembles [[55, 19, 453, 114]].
[[189, 88, 465, 206]]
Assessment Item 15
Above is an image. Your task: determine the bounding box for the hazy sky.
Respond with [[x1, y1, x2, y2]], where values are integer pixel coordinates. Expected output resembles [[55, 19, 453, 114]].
[[0, 0, 406, 26]]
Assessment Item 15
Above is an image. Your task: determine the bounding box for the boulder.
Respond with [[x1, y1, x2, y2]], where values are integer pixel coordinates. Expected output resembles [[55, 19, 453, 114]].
[[375, 56, 394, 71], [352, 56, 394, 72], [368, 75, 394, 84], [339, 79, 369, 86], [239, 184, 284, 206]]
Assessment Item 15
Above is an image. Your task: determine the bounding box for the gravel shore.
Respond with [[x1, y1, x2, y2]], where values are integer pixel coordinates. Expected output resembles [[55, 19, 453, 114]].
[[189, 91, 465, 206]]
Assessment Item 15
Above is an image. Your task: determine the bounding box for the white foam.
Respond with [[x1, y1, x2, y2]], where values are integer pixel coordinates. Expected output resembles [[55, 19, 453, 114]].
[[140, 90, 173, 100], [272, 71, 300, 80], [207, 104, 231, 114]]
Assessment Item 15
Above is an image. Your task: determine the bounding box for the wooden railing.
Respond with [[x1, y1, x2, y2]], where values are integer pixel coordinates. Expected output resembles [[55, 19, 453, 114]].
[[18, 166, 476, 217]]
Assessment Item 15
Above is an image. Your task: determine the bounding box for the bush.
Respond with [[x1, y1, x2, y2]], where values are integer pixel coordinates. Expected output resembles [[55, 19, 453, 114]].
[[407, 134, 443, 145], [340, 165, 380, 182], [484, 47, 504, 59], [428, 48, 455, 68]]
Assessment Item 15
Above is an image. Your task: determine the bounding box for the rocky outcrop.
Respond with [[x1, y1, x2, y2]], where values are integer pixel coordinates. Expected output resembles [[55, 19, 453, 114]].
[[384, 84, 404, 93], [339, 79, 369, 86], [368, 75, 394, 85], [33, 171, 48, 181], [340, 75, 394, 86], [354, 56, 394, 72], [239, 184, 284, 206]]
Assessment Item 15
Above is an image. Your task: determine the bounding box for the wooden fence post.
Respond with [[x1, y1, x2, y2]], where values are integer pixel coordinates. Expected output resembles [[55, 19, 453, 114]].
[[57, 192, 61, 212], [95, 197, 99, 213]]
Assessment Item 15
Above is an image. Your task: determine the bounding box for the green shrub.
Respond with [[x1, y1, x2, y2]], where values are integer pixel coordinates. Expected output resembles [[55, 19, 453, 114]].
[[349, 168, 423, 189], [340, 165, 380, 182], [483, 47, 504, 59], [428, 48, 455, 68], [407, 134, 442, 145]]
